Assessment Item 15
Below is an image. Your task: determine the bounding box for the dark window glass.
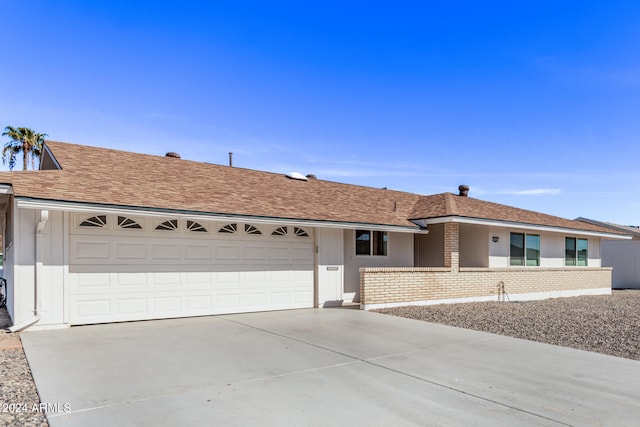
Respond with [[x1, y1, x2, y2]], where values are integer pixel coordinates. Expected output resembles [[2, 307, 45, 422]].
[[565, 238, 577, 266], [372, 231, 388, 256], [526, 235, 540, 266], [577, 239, 588, 266], [510, 233, 524, 266], [356, 230, 371, 255]]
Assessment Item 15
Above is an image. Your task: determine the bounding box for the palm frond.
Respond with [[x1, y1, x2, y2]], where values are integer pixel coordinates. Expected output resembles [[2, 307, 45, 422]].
[[1, 126, 48, 170]]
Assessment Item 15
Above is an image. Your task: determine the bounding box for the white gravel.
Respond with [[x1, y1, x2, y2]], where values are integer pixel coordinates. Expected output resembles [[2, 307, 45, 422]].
[[374, 289, 640, 360]]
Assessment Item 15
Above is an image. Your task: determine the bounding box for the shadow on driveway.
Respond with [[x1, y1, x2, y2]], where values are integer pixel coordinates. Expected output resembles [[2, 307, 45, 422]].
[[21, 308, 640, 426]]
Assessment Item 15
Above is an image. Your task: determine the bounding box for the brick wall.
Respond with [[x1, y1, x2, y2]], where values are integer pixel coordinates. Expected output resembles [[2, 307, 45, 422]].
[[360, 267, 612, 306], [443, 222, 459, 271]]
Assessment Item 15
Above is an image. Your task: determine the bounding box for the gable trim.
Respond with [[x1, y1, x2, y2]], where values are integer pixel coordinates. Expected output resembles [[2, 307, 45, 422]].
[[40, 143, 62, 170]]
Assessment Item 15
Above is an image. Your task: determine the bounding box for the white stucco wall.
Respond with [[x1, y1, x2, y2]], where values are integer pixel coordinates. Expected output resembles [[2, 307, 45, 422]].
[[343, 230, 414, 302], [488, 226, 601, 268], [14, 207, 35, 326], [12, 208, 67, 328], [415, 223, 444, 267], [602, 240, 640, 289], [459, 223, 488, 267]]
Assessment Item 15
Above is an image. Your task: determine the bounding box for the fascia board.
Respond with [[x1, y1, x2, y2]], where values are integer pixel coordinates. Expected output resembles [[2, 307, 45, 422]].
[[414, 216, 631, 239], [16, 197, 426, 234]]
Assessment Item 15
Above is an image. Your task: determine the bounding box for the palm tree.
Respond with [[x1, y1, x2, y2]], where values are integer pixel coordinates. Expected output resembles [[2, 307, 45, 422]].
[[2, 126, 48, 171]]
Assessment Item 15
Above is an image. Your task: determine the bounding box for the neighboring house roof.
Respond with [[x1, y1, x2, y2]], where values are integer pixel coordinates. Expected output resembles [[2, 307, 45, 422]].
[[576, 218, 640, 239], [0, 141, 625, 236]]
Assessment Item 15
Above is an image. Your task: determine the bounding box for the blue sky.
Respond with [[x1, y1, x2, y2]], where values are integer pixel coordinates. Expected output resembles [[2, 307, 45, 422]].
[[2, 1, 639, 225]]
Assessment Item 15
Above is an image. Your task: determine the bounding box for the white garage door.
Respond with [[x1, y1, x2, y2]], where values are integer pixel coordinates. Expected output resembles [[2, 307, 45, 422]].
[[69, 216, 314, 325]]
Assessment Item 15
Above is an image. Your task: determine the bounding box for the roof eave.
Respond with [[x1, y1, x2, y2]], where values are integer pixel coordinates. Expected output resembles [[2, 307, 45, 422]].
[[411, 215, 631, 239], [15, 197, 425, 234]]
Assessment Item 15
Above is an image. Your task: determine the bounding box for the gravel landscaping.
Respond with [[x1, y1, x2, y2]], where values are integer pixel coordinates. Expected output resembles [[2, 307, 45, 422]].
[[0, 310, 48, 427], [375, 289, 640, 361]]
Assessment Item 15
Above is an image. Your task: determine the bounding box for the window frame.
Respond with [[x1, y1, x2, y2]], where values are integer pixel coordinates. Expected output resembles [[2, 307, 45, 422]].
[[565, 237, 588, 267], [509, 232, 540, 266], [355, 230, 388, 256]]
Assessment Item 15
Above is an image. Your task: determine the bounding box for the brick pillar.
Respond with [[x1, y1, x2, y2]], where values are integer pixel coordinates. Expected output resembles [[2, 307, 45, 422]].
[[444, 222, 459, 272]]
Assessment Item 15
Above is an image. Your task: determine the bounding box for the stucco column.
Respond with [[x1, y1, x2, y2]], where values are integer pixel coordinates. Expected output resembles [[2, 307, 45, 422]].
[[444, 222, 459, 272]]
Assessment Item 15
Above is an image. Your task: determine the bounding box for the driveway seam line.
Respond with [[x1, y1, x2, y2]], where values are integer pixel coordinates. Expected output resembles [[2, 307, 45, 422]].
[[46, 360, 360, 419], [221, 316, 572, 427]]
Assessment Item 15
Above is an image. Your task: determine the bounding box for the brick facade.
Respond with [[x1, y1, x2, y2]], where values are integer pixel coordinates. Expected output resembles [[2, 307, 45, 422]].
[[443, 222, 459, 271], [360, 267, 612, 307]]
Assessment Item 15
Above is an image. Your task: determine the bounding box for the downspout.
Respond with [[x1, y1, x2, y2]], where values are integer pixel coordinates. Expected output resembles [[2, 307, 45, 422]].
[[9, 209, 48, 332]]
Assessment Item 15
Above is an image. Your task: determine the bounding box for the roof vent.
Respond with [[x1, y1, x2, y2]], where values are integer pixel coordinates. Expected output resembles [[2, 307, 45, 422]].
[[458, 185, 469, 197], [165, 152, 181, 158], [306, 174, 317, 180], [285, 172, 308, 181]]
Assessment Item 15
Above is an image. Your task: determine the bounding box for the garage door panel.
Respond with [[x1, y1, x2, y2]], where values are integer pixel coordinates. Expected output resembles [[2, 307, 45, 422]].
[[115, 242, 147, 259], [151, 244, 181, 260], [243, 246, 265, 260], [244, 271, 267, 282], [245, 292, 268, 307], [73, 241, 110, 260], [185, 272, 213, 287], [186, 295, 212, 311], [185, 245, 211, 260], [71, 272, 112, 292], [216, 246, 239, 260], [153, 296, 182, 313], [268, 247, 290, 261], [117, 298, 148, 315], [292, 247, 314, 261], [150, 272, 181, 287], [217, 293, 241, 308], [75, 299, 111, 318], [115, 272, 148, 288], [69, 231, 314, 325]]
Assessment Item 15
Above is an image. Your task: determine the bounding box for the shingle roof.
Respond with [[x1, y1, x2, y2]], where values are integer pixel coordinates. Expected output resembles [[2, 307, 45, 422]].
[[0, 141, 623, 235], [0, 141, 422, 227], [409, 193, 621, 234], [576, 218, 640, 238]]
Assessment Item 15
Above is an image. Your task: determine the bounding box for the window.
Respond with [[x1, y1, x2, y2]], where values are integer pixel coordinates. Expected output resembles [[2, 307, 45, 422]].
[[187, 220, 207, 232], [118, 216, 142, 229], [355, 230, 388, 256], [272, 226, 288, 236], [219, 223, 237, 233], [80, 215, 107, 227], [294, 227, 309, 237], [510, 233, 540, 266], [244, 224, 262, 235], [156, 219, 178, 231], [566, 238, 588, 266]]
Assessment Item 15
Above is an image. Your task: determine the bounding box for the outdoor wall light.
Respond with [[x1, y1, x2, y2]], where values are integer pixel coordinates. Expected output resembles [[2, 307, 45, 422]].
[[492, 236, 499, 243]]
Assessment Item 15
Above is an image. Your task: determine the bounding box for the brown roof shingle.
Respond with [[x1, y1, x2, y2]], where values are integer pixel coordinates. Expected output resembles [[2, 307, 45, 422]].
[[0, 141, 422, 227], [0, 141, 623, 235], [409, 192, 622, 234]]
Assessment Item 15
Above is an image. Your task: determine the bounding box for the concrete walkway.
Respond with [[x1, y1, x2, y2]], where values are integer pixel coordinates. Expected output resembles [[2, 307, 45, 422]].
[[21, 308, 640, 426]]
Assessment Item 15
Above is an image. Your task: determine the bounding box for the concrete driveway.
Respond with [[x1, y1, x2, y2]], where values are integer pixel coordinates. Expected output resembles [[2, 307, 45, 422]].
[[21, 308, 640, 426]]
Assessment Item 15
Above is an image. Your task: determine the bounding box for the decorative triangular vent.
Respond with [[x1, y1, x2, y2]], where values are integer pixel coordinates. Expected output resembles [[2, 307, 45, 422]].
[[156, 220, 178, 231], [80, 215, 107, 227]]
